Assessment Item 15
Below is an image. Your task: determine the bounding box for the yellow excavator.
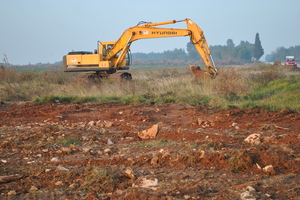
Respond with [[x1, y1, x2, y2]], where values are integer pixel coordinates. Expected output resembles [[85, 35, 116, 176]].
[[62, 18, 218, 80]]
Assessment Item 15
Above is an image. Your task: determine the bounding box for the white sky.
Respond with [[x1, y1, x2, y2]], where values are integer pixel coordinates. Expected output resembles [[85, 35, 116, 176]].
[[1, 0, 299, 65]]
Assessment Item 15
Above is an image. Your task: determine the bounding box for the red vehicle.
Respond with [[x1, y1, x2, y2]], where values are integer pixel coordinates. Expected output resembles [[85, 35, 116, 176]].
[[285, 56, 298, 67]]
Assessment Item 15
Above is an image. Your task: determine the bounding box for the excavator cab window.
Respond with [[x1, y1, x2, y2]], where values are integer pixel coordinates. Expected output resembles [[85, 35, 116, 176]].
[[102, 44, 114, 57], [126, 50, 131, 66]]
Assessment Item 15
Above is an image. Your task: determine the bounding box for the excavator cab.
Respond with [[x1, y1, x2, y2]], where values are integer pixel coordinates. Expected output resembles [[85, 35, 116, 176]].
[[98, 41, 131, 70]]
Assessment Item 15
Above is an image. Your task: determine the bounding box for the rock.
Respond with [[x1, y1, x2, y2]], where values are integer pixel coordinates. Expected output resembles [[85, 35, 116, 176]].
[[244, 133, 261, 145], [263, 165, 276, 175], [104, 148, 112, 154], [95, 120, 103, 127], [138, 124, 159, 139], [184, 195, 191, 200], [56, 150, 63, 154], [255, 163, 262, 170], [151, 157, 159, 165], [45, 169, 51, 173], [47, 137, 54, 141], [29, 186, 38, 192], [69, 145, 79, 151], [199, 150, 205, 159], [87, 121, 96, 127], [61, 147, 72, 154], [0, 175, 23, 183], [107, 139, 114, 144], [240, 186, 256, 200], [69, 183, 79, 189], [35, 154, 42, 158], [198, 120, 211, 128], [82, 147, 92, 153], [55, 181, 64, 186], [125, 168, 135, 179], [232, 122, 240, 129], [42, 149, 49, 153], [104, 121, 113, 128], [89, 135, 97, 141], [77, 122, 86, 128], [197, 118, 204, 125], [232, 122, 238, 127], [7, 190, 17, 196], [50, 157, 59, 162], [56, 165, 70, 172], [133, 176, 158, 190], [1, 159, 7, 163]]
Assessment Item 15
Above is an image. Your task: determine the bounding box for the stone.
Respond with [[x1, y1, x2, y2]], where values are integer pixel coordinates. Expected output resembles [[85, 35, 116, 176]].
[[199, 150, 205, 159], [125, 168, 135, 179], [82, 147, 92, 153], [244, 133, 261, 145], [56, 150, 63, 154], [87, 121, 96, 127], [95, 120, 104, 127], [263, 165, 276, 175], [107, 139, 114, 144], [69, 183, 79, 189], [133, 176, 158, 189], [232, 122, 238, 127], [50, 157, 59, 162], [0, 175, 23, 183], [7, 190, 17, 196], [138, 124, 159, 139], [197, 118, 204, 125], [29, 186, 38, 192], [104, 148, 112, 154], [55, 181, 64, 186], [104, 121, 113, 128], [69, 145, 79, 151], [61, 147, 72, 154], [56, 165, 70, 172], [240, 186, 256, 200], [151, 157, 159, 165], [89, 135, 97, 141], [42, 149, 49, 153]]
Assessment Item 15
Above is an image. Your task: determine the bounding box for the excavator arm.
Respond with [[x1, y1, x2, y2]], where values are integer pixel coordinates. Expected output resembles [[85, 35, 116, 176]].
[[105, 18, 218, 78]]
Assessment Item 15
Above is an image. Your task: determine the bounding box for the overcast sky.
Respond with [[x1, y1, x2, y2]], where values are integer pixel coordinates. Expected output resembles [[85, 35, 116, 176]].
[[1, 0, 299, 65]]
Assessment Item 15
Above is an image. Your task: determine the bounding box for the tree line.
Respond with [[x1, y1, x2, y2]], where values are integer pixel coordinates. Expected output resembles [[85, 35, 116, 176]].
[[265, 45, 300, 62], [132, 33, 267, 65]]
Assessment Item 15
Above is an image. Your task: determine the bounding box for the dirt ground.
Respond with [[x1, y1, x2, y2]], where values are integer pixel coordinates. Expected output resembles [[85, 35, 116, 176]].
[[0, 102, 300, 199]]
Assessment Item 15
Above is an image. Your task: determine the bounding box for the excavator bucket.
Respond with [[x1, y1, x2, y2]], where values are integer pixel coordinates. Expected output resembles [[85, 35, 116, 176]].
[[190, 65, 212, 81]]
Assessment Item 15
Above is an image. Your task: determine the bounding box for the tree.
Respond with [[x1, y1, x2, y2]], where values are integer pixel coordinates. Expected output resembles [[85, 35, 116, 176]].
[[253, 33, 264, 62], [226, 39, 235, 48]]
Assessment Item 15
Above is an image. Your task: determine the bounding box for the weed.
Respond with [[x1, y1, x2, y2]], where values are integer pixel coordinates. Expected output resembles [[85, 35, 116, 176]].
[[57, 137, 81, 147], [82, 168, 118, 193], [228, 151, 253, 171]]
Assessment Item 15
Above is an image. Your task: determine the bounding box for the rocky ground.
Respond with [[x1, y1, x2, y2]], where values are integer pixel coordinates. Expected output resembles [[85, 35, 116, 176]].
[[0, 102, 300, 199]]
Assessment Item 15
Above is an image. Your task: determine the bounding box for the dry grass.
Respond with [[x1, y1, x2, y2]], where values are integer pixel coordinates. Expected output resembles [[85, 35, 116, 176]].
[[1, 64, 300, 110]]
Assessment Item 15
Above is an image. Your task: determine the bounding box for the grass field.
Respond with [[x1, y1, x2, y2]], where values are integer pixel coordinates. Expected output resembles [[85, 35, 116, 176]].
[[1, 64, 300, 111]]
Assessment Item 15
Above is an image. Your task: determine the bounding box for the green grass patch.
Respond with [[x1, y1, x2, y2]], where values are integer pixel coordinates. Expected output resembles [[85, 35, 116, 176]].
[[242, 76, 300, 111], [57, 137, 81, 146], [133, 139, 181, 147]]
